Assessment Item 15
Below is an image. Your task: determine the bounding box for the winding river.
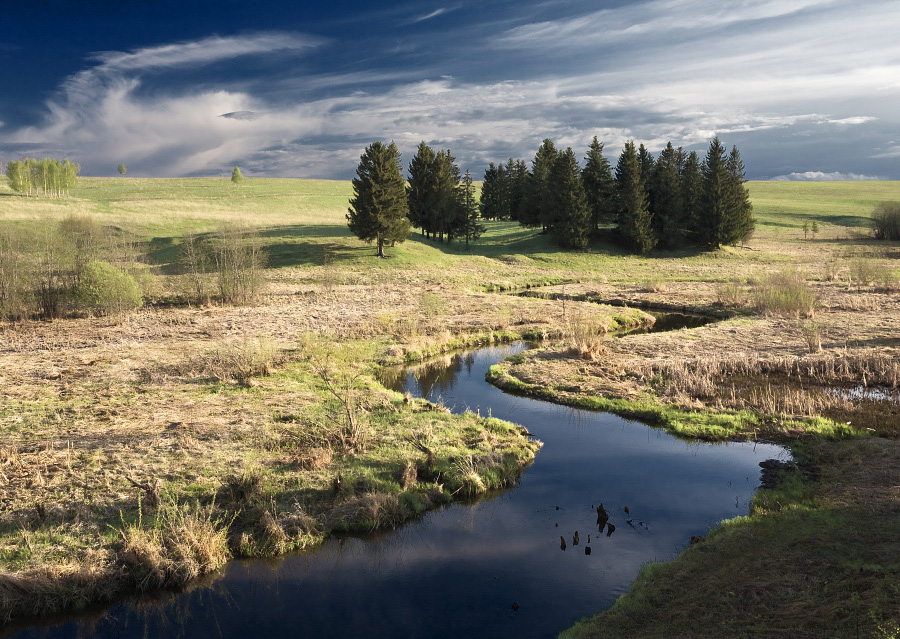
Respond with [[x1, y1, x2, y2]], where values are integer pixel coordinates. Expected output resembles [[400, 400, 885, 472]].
[[8, 340, 788, 639]]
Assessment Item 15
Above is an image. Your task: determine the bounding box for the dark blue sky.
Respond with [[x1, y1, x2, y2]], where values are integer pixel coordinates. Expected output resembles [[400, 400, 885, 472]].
[[3, 0, 899, 180]]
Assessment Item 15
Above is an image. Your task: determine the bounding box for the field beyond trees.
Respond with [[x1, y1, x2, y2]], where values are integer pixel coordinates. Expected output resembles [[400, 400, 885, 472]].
[[0, 177, 898, 635]]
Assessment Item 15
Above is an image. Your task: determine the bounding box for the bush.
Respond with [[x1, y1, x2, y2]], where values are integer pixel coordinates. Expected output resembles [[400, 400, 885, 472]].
[[872, 202, 900, 241], [73, 260, 143, 315]]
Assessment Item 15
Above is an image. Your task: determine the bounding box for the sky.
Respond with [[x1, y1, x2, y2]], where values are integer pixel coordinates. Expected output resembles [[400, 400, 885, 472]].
[[2, 0, 899, 180]]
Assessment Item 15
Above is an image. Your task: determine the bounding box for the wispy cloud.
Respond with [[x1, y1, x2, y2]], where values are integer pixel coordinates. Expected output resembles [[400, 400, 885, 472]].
[[409, 7, 455, 23]]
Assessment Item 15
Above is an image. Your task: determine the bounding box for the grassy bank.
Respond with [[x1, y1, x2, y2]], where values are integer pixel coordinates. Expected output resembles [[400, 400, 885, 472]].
[[561, 437, 900, 639]]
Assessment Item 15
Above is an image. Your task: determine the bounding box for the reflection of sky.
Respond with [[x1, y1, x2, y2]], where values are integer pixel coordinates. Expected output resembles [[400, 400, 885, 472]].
[[14, 343, 787, 639]]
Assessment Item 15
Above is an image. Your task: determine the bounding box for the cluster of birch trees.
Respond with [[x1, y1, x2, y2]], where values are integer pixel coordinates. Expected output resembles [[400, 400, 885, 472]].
[[6, 158, 80, 198]]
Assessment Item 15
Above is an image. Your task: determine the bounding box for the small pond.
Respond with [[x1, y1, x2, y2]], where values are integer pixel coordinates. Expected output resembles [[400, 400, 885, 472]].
[[7, 342, 788, 639]]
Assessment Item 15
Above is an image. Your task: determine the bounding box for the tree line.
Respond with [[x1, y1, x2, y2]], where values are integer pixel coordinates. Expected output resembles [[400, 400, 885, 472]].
[[479, 136, 754, 253], [6, 158, 80, 198]]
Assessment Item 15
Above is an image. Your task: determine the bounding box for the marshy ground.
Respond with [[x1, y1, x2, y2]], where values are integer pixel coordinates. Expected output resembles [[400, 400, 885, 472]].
[[0, 177, 898, 635]]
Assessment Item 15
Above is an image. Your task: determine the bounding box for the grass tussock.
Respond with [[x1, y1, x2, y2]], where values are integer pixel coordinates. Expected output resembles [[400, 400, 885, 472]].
[[203, 337, 281, 385], [565, 310, 610, 361], [119, 500, 230, 591], [752, 269, 817, 318]]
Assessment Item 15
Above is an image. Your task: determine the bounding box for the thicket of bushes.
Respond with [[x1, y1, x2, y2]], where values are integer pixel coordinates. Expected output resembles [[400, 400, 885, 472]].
[[0, 215, 147, 320]]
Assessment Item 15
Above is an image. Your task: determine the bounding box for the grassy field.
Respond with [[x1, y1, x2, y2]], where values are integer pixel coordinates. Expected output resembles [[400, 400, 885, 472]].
[[0, 176, 899, 634]]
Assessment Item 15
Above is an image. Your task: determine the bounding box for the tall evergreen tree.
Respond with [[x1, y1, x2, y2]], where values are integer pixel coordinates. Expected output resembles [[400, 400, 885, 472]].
[[407, 142, 439, 236], [506, 158, 528, 221], [432, 149, 463, 243], [479, 162, 504, 221], [460, 169, 485, 248], [615, 141, 656, 255], [347, 141, 411, 258], [637, 144, 655, 184], [698, 137, 729, 249], [680, 150, 703, 242], [549, 148, 591, 249], [650, 142, 686, 248], [581, 136, 616, 233], [723, 146, 755, 245], [520, 139, 557, 231]]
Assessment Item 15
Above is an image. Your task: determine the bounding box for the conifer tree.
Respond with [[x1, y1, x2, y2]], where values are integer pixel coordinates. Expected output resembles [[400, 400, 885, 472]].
[[650, 142, 686, 248], [615, 141, 656, 255], [433, 149, 463, 243], [638, 144, 655, 184], [581, 136, 616, 233], [460, 169, 484, 248], [506, 158, 528, 221], [680, 150, 703, 242], [231, 166, 243, 183], [347, 141, 411, 258], [118, 163, 127, 176], [479, 162, 504, 221], [723, 146, 755, 246], [520, 139, 557, 231], [407, 142, 439, 235], [698, 137, 729, 248], [550, 148, 591, 249]]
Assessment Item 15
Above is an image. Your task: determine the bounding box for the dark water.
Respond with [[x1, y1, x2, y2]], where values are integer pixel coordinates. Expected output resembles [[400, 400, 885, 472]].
[[8, 343, 787, 639]]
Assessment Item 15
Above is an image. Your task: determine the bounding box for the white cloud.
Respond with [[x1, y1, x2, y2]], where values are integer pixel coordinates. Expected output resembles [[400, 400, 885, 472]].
[[772, 171, 887, 181]]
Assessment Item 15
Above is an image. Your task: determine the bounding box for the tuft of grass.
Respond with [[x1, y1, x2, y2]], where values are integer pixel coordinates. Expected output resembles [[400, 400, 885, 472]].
[[119, 499, 230, 591], [751, 269, 817, 318], [204, 337, 280, 385]]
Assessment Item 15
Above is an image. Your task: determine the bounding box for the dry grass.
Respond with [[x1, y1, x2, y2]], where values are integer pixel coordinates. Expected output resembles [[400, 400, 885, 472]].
[[119, 500, 230, 591]]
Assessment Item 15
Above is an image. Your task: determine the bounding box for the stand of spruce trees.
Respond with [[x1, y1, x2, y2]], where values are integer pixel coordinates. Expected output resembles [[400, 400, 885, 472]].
[[480, 136, 754, 254]]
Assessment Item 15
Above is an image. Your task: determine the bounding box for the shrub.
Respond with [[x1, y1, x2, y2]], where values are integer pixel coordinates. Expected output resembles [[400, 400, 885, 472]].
[[872, 202, 900, 241], [73, 260, 143, 315], [213, 225, 266, 305], [0, 227, 35, 320]]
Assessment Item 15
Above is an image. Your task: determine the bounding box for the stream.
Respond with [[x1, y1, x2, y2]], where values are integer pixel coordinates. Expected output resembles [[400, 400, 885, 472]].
[[8, 339, 788, 639]]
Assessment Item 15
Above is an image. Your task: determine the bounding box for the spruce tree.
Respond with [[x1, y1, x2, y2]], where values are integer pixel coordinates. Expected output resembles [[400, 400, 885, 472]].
[[520, 139, 557, 231], [479, 162, 503, 220], [550, 148, 591, 249], [433, 149, 463, 243], [650, 142, 686, 248], [615, 141, 656, 255], [231, 166, 243, 184], [680, 150, 703, 242], [460, 169, 485, 248], [506, 158, 528, 221], [347, 141, 411, 258], [637, 144, 655, 184], [118, 163, 127, 176], [698, 137, 729, 249], [407, 142, 438, 236], [723, 146, 755, 246], [582, 136, 616, 233]]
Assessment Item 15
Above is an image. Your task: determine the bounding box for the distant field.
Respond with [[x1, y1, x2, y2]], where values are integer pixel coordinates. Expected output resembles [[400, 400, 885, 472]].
[[1, 177, 898, 284]]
